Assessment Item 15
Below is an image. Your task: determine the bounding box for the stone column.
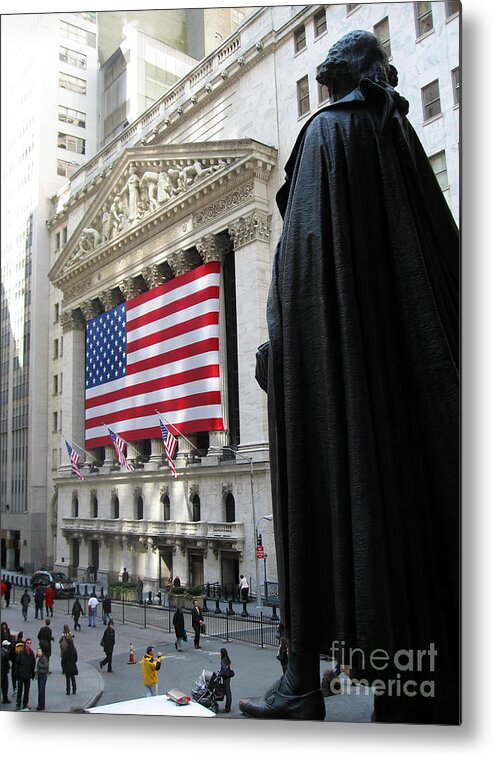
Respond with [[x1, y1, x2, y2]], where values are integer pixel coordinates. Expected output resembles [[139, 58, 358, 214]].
[[145, 438, 163, 471], [228, 210, 271, 460], [60, 308, 86, 472]]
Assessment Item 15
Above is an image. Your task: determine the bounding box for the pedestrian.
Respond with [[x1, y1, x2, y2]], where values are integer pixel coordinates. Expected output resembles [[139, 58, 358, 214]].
[[140, 646, 162, 696], [136, 576, 144, 604], [219, 647, 234, 713], [35, 647, 49, 711], [1, 621, 12, 645], [15, 638, 35, 710], [102, 594, 112, 625], [99, 619, 115, 673], [44, 584, 54, 617], [34, 586, 45, 620], [20, 588, 31, 621], [191, 598, 204, 650], [277, 637, 288, 675], [121, 567, 129, 583], [71, 597, 84, 631], [4, 578, 12, 608], [87, 593, 98, 627], [59, 624, 73, 656], [172, 607, 185, 652], [37, 618, 54, 673], [0, 579, 5, 608], [239, 575, 249, 603], [61, 636, 78, 695], [242, 29, 459, 724], [11, 631, 24, 696], [1, 639, 11, 704]]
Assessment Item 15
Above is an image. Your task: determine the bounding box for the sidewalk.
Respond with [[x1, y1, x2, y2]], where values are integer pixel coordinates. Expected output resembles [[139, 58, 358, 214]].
[[0, 600, 373, 721]]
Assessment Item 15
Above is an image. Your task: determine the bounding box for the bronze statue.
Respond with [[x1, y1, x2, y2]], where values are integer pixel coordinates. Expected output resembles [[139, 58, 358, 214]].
[[240, 30, 459, 725]]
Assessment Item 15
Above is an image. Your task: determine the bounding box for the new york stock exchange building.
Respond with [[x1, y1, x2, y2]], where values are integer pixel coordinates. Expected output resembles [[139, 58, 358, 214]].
[[45, 4, 459, 594]]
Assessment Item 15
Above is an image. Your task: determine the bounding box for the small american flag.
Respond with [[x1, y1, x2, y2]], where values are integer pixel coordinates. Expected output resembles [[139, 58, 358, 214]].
[[65, 440, 84, 480], [159, 418, 178, 478], [108, 427, 135, 472]]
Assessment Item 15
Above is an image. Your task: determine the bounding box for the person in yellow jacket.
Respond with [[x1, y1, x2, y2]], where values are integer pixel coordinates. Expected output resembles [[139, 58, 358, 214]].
[[141, 646, 162, 696]]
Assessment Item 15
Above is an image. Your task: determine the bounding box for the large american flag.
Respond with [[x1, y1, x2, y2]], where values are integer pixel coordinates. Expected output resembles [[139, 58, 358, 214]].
[[65, 440, 84, 480], [159, 418, 178, 478], [85, 262, 224, 448]]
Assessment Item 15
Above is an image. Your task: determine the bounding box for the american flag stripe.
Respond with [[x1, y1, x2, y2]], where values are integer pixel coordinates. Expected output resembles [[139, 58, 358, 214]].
[[108, 427, 134, 471], [85, 262, 224, 449]]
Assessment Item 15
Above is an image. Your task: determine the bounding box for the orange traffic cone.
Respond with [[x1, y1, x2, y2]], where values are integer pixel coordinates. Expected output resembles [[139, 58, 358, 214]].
[[127, 641, 136, 664]]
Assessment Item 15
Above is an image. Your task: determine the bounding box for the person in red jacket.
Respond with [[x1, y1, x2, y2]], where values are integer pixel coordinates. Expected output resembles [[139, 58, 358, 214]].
[[44, 585, 54, 617]]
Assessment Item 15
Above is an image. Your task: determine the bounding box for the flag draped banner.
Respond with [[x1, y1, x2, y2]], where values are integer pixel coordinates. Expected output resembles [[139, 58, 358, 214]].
[[65, 440, 84, 480], [84, 262, 224, 448], [159, 418, 178, 478], [108, 427, 135, 471]]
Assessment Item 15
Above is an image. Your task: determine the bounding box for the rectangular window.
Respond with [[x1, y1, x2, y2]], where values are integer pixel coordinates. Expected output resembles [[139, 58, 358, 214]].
[[297, 75, 310, 117], [446, 1, 460, 18], [415, 2, 434, 37], [374, 17, 391, 59], [58, 105, 86, 129], [53, 412, 58, 432], [54, 303, 60, 322], [53, 339, 59, 359], [55, 231, 61, 252], [294, 25, 306, 54], [58, 131, 86, 154], [60, 20, 96, 48], [314, 9, 327, 38], [62, 227, 68, 246], [59, 72, 87, 95], [422, 80, 441, 121], [318, 81, 330, 104], [57, 159, 77, 178], [59, 46, 87, 69], [452, 67, 460, 106], [53, 375, 59, 395], [429, 150, 449, 189]]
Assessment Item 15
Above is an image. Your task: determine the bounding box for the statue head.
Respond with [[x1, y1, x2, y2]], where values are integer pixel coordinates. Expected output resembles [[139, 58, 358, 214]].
[[316, 30, 398, 102]]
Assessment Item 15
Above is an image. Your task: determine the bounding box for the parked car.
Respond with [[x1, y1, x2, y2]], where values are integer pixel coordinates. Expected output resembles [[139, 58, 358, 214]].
[[31, 570, 75, 598]]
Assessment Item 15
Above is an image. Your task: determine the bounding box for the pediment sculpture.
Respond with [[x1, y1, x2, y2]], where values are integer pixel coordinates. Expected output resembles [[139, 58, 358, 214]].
[[71, 157, 229, 264]]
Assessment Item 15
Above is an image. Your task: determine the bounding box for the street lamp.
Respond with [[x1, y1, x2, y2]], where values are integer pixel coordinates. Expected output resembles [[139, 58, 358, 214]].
[[255, 514, 273, 609]]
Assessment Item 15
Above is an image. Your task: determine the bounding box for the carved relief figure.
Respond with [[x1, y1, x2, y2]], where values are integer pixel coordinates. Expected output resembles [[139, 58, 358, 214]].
[[124, 164, 141, 220], [109, 195, 125, 239], [140, 171, 160, 212], [101, 204, 111, 242], [74, 227, 101, 258]]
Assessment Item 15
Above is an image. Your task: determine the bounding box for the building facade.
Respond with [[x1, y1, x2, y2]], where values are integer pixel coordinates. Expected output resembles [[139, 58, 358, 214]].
[[0, 8, 250, 572], [2, 4, 460, 594]]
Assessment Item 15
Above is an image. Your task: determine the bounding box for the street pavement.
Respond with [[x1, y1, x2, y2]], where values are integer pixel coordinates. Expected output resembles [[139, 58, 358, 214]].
[[0, 599, 373, 722]]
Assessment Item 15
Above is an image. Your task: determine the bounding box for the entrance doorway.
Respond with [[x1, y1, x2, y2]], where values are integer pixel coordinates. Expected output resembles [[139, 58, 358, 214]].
[[159, 548, 173, 588], [71, 539, 80, 575], [221, 553, 240, 597], [189, 553, 204, 589]]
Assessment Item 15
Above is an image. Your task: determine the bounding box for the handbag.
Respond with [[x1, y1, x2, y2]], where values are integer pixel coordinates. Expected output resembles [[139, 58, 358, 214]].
[[200, 622, 206, 634], [229, 669, 235, 678]]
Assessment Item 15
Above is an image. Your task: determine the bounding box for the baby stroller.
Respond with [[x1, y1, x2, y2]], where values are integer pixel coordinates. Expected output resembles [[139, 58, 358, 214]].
[[191, 669, 225, 714]]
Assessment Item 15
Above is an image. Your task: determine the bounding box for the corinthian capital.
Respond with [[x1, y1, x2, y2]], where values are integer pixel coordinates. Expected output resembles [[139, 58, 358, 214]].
[[80, 299, 103, 321], [118, 277, 147, 301], [60, 309, 85, 333], [99, 288, 122, 312], [228, 210, 272, 250], [167, 250, 197, 278], [196, 234, 230, 264], [141, 264, 173, 289]]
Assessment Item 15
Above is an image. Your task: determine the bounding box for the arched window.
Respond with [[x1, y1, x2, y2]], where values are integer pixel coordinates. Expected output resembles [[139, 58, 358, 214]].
[[136, 495, 144, 520], [161, 493, 170, 521], [112, 495, 119, 519], [72, 495, 79, 518], [192, 493, 201, 522], [225, 492, 235, 523], [91, 495, 98, 518]]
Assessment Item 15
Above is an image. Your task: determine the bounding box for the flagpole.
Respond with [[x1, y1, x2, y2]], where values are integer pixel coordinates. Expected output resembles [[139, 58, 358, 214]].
[[59, 431, 98, 462], [154, 410, 203, 454]]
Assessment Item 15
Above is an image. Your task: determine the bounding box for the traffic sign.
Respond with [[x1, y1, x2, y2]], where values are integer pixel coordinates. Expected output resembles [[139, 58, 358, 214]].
[[255, 545, 265, 559]]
